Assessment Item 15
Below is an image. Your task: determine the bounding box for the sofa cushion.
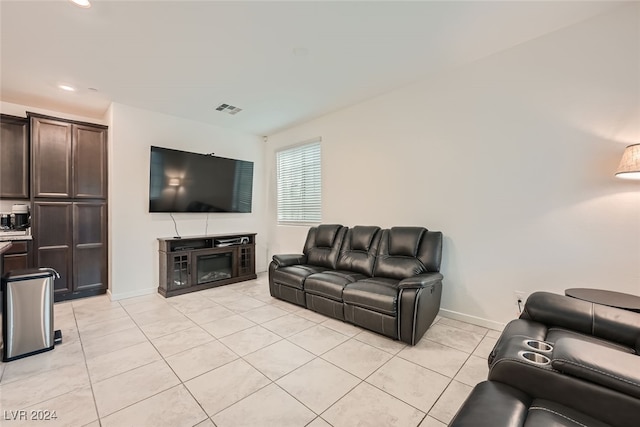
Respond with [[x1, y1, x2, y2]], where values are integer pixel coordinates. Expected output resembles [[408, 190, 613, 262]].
[[351, 225, 380, 251], [450, 381, 612, 427], [305, 271, 366, 301], [270, 264, 326, 290], [375, 256, 425, 282], [545, 328, 636, 354], [305, 224, 346, 269], [315, 224, 341, 248], [374, 227, 442, 280], [389, 226, 424, 257], [343, 278, 399, 316], [336, 226, 381, 276]]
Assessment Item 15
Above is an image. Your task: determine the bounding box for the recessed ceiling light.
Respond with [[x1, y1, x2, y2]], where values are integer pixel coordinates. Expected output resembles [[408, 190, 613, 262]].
[[58, 84, 76, 92], [69, 0, 91, 8], [69, 0, 91, 9]]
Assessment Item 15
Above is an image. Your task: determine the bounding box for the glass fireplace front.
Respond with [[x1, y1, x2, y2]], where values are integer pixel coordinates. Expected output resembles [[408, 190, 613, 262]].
[[196, 251, 233, 284]]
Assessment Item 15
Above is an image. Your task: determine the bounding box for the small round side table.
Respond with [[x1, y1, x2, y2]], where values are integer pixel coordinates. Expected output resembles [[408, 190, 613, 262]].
[[565, 288, 640, 313]]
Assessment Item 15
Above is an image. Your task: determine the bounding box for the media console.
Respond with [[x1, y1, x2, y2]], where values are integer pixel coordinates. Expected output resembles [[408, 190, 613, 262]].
[[157, 232, 257, 297]]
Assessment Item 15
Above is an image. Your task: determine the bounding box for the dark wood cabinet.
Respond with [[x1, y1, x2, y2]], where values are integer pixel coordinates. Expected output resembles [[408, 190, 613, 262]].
[[31, 115, 107, 200], [29, 113, 108, 301], [73, 124, 107, 199], [158, 233, 257, 297], [0, 115, 29, 199], [33, 201, 106, 299], [73, 202, 107, 292], [31, 117, 73, 198], [1, 240, 32, 273], [33, 201, 73, 296]]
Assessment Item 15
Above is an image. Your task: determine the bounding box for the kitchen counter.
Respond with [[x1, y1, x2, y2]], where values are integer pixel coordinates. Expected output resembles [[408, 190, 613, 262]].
[[0, 233, 32, 242]]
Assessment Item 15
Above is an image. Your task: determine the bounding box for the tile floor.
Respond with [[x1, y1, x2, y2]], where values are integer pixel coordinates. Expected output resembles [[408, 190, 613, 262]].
[[0, 273, 502, 427]]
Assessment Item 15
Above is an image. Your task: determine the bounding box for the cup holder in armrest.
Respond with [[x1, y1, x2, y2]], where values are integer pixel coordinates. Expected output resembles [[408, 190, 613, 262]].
[[524, 340, 553, 353], [518, 351, 551, 366]]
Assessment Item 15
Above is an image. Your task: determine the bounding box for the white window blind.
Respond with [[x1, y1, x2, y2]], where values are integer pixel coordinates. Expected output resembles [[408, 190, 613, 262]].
[[277, 140, 321, 224]]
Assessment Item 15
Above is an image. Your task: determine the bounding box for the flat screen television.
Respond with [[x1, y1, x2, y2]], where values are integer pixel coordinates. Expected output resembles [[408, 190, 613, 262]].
[[148, 146, 254, 213]]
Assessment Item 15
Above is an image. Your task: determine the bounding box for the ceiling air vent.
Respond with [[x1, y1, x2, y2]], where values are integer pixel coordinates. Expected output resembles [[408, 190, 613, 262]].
[[215, 103, 242, 115]]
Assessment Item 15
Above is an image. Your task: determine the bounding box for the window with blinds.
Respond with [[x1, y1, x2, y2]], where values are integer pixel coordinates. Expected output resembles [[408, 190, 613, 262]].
[[276, 140, 321, 224]]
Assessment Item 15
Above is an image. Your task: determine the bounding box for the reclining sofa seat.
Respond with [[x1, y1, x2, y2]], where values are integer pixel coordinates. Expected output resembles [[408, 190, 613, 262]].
[[450, 380, 621, 427], [304, 226, 382, 320], [485, 335, 640, 427], [468, 292, 640, 427], [454, 295, 640, 427], [342, 227, 443, 344], [268, 224, 346, 307], [489, 291, 640, 366]]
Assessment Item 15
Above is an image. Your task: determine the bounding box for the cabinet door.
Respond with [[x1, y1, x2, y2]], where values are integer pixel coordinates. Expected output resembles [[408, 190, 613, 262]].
[[238, 244, 255, 277], [168, 253, 190, 291], [73, 202, 107, 292], [0, 115, 29, 198], [74, 124, 107, 199], [31, 117, 72, 198], [33, 201, 73, 295]]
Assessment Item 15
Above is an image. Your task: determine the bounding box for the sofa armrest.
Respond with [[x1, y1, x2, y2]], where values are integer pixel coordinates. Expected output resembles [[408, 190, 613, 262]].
[[521, 291, 640, 351], [398, 272, 443, 290], [398, 276, 442, 345], [551, 337, 640, 399], [272, 253, 307, 268]]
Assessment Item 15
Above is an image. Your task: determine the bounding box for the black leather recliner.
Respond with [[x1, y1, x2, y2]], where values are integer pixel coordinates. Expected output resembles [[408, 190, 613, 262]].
[[451, 292, 640, 426], [269, 225, 444, 345], [489, 291, 640, 366], [450, 380, 620, 427], [268, 224, 346, 307], [452, 335, 640, 426], [304, 225, 382, 320], [342, 227, 443, 344]]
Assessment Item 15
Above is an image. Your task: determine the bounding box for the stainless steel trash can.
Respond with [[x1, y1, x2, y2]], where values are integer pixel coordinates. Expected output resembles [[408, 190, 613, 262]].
[[2, 268, 58, 362]]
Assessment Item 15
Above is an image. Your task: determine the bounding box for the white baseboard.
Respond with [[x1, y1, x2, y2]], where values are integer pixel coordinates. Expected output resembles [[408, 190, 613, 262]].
[[438, 308, 506, 331], [107, 287, 157, 301]]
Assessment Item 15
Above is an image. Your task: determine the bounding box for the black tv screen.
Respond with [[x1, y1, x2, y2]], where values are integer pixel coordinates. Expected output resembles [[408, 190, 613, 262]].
[[149, 146, 254, 213]]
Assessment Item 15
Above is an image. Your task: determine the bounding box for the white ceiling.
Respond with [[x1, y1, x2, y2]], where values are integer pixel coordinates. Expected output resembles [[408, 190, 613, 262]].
[[0, 1, 625, 135]]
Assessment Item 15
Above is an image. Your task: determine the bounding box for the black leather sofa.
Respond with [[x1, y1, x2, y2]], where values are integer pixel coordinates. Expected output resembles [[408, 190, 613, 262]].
[[268, 224, 443, 345], [450, 292, 640, 426]]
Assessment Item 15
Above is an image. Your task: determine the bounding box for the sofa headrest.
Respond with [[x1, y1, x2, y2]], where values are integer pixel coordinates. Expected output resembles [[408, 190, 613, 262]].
[[315, 224, 342, 248], [350, 226, 381, 251], [389, 227, 425, 257]]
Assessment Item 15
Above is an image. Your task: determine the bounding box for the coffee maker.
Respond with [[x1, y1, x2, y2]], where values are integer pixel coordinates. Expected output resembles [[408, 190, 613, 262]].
[[11, 204, 30, 230]]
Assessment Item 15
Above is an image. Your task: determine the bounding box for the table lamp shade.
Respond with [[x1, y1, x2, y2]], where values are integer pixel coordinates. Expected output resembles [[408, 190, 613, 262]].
[[615, 144, 640, 180]]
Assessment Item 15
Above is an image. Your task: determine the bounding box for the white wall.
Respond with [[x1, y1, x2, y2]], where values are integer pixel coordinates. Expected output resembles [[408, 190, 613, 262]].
[[265, 5, 640, 328], [108, 103, 267, 299]]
